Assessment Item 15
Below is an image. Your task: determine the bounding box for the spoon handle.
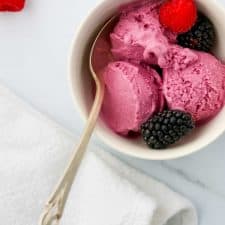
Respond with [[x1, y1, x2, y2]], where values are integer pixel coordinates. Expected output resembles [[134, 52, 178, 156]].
[[39, 81, 105, 225]]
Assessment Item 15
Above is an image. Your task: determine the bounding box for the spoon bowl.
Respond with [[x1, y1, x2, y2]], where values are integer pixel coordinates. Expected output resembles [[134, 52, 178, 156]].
[[90, 16, 118, 75]]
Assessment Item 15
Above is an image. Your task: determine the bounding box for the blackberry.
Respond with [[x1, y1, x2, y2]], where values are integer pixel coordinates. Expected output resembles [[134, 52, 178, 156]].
[[177, 13, 216, 52], [141, 110, 195, 149]]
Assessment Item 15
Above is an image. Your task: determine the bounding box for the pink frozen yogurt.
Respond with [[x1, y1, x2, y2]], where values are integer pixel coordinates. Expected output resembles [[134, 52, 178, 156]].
[[163, 52, 225, 124], [99, 0, 225, 137], [110, 0, 177, 65], [157, 45, 199, 70], [102, 61, 164, 135]]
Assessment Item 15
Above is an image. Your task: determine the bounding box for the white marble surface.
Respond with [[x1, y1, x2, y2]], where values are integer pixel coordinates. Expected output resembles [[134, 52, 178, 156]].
[[0, 0, 225, 224]]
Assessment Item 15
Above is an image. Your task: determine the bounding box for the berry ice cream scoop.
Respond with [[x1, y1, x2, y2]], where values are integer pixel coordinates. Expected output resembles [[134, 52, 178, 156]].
[[157, 45, 199, 71], [163, 52, 225, 124], [110, 0, 177, 65], [102, 61, 164, 135]]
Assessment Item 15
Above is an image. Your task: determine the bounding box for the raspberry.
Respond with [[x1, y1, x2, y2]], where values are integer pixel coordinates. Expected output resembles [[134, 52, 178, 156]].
[[0, 0, 25, 12], [159, 0, 197, 34]]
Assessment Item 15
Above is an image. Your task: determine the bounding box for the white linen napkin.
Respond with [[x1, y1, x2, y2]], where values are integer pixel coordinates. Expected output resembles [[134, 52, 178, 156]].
[[0, 84, 198, 225]]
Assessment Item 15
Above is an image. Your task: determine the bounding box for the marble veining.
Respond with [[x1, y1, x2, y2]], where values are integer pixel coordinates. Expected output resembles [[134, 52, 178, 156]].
[[161, 161, 225, 199]]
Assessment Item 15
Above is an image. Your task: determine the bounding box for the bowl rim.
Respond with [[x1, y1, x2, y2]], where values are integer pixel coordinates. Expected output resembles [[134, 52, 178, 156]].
[[68, 0, 225, 160]]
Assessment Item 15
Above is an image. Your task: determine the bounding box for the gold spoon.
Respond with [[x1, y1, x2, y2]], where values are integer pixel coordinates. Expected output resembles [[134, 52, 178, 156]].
[[39, 16, 117, 225]]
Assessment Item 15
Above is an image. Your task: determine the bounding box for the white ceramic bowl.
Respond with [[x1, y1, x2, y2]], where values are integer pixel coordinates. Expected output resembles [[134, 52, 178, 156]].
[[69, 0, 225, 160]]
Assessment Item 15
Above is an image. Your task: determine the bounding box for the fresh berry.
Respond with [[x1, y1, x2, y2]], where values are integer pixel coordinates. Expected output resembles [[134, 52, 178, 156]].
[[141, 110, 195, 149], [0, 0, 25, 12], [177, 13, 216, 52], [159, 0, 197, 33]]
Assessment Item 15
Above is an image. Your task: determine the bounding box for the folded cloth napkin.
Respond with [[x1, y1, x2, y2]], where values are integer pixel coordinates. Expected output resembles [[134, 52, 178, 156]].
[[0, 84, 198, 225]]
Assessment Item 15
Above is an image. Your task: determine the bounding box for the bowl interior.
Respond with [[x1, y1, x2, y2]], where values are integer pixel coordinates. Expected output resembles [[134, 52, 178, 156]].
[[69, 0, 225, 160]]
